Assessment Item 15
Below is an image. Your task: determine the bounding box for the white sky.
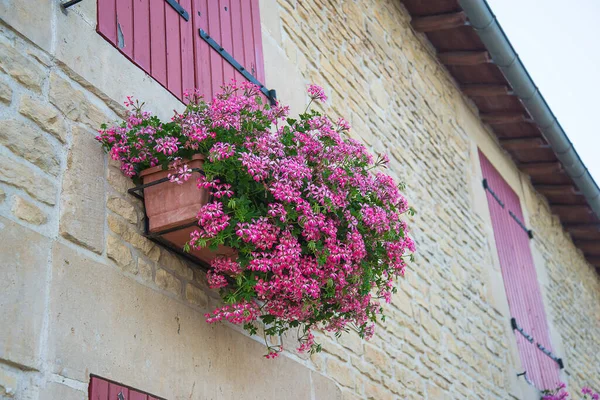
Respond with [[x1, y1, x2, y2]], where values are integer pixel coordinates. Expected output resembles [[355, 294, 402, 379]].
[[486, 0, 600, 185]]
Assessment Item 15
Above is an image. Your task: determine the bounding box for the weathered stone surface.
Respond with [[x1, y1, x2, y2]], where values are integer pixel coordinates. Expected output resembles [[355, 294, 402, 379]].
[[49, 72, 111, 129], [107, 167, 135, 194], [107, 196, 138, 224], [0, 41, 46, 92], [11, 196, 46, 225], [326, 358, 356, 389], [60, 126, 105, 253], [107, 214, 160, 261], [38, 382, 86, 400], [0, 0, 53, 52], [18, 95, 68, 143], [159, 250, 193, 280], [0, 188, 5, 203], [312, 371, 342, 400], [47, 243, 326, 399], [155, 269, 181, 296], [0, 119, 61, 175], [107, 235, 135, 274], [0, 217, 51, 370], [0, 80, 12, 104], [0, 368, 18, 398], [137, 258, 154, 283], [0, 156, 56, 205], [185, 283, 208, 307]]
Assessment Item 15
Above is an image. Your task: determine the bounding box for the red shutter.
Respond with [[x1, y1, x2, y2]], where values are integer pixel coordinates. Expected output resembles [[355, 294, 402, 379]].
[[97, 0, 266, 102], [89, 376, 163, 400], [479, 151, 561, 389]]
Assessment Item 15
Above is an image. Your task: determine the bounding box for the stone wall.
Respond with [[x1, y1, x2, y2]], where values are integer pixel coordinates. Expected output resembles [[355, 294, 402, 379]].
[[0, 0, 599, 399]]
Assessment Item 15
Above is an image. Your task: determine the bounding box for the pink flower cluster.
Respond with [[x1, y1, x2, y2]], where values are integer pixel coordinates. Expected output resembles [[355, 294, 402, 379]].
[[542, 383, 600, 400], [97, 82, 414, 357]]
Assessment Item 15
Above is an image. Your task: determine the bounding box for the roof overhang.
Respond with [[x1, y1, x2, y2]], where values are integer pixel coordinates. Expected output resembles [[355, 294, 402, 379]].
[[400, 0, 600, 268]]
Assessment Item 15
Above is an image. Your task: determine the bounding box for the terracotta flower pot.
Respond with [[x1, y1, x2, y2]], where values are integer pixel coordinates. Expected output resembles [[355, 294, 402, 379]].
[[139, 154, 232, 265]]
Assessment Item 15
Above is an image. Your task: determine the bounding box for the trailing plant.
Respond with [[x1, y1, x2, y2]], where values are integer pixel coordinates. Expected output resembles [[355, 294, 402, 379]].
[[542, 383, 599, 400], [97, 82, 415, 357]]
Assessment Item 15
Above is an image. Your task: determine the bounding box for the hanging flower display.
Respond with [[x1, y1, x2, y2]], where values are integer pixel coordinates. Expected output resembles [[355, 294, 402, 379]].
[[97, 82, 415, 357]]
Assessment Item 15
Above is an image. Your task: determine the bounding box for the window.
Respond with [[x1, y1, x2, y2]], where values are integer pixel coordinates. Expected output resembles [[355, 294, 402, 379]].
[[479, 150, 562, 389], [89, 375, 165, 400], [96, 0, 265, 101]]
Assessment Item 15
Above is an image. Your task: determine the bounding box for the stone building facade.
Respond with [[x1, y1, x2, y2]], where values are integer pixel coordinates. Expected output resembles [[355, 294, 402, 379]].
[[1, 0, 599, 399]]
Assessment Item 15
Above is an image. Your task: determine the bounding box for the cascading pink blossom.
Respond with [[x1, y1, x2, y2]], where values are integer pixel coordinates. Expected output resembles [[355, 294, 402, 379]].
[[96, 81, 415, 358]]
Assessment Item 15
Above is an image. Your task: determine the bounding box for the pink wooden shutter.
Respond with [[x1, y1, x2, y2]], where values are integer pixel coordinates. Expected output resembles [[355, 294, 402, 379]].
[[89, 376, 162, 400], [97, 0, 266, 102], [479, 151, 561, 389], [194, 0, 266, 100]]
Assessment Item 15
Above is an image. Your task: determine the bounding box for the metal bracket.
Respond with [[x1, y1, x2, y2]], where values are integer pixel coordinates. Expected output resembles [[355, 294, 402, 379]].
[[482, 178, 505, 208], [61, 0, 85, 9], [127, 168, 211, 273], [199, 29, 277, 105], [483, 179, 533, 238], [511, 317, 564, 369], [509, 210, 534, 239], [165, 0, 189, 21], [511, 317, 534, 343]]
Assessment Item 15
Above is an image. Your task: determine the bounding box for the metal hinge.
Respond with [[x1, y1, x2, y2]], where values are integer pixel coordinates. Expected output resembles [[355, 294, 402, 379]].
[[199, 29, 277, 105]]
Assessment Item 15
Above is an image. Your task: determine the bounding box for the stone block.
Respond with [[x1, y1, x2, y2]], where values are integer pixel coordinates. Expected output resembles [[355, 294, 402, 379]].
[[337, 331, 364, 356], [107, 214, 160, 261], [0, 119, 61, 175], [19, 94, 68, 143], [185, 283, 208, 307], [155, 269, 182, 296], [59, 126, 105, 253], [138, 258, 154, 283], [0, 368, 18, 397], [0, 217, 51, 370], [49, 72, 111, 130], [107, 196, 138, 224], [0, 156, 56, 205], [159, 250, 193, 280], [11, 195, 46, 225], [0, 0, 54, 52], [0, 41, 46, 92], [312, 371, 342, 400], [364, 344, 390, 376], [47, 243, 326, 399], [107, 235, 136, 274], [0, 80, 12, 104], [107, 167, 135, 195], [326, 358, 356, 389], [38, 382, 86, 400]]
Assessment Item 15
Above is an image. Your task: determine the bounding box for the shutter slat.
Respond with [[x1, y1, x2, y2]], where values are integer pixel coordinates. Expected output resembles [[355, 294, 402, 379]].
[[97, 0, 117, 43], [149, 0, 167, 86], [129, 391, 148, 400], [179, 0, 195, 96], [193, 0, 212, 100], [229, 0, 245, 83], [89, 377, 109, 400], [250, 0, 265, 83], [480, 151, 560, 389], [207, 1, 224, 96], [109, 383, 129, 400], [166, 4, 183, 98], [218, 0, 236, 84], [116, 0, 134, 58], [133, 0, 151, 71], [240, 1, 255, 78]]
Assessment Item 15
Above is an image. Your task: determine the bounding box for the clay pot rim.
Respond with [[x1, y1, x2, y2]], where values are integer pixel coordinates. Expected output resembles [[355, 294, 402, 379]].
[[139, 153, 206, 178]]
